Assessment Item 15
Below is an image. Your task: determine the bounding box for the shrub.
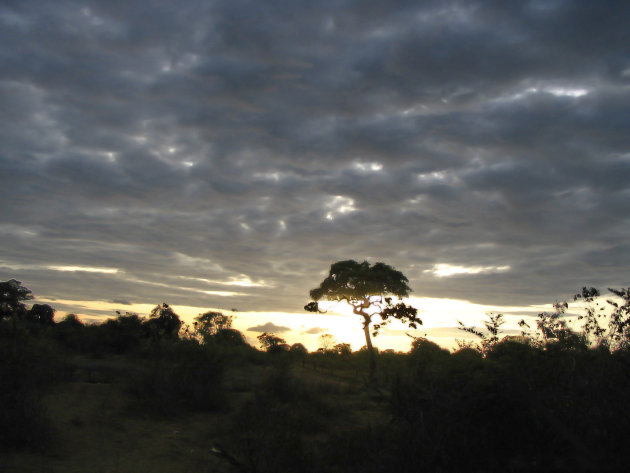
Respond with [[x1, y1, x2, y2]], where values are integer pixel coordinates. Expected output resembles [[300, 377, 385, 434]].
[[0, 329, 62, 451], [127, 341, 226, 415]]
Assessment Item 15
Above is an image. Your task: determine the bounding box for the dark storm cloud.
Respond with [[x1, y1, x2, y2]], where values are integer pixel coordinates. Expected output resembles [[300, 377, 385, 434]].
[[1, 0, 629, 316]]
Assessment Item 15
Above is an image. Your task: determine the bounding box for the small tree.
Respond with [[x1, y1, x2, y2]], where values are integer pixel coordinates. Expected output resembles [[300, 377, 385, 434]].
[[0, 279, 33, 320], [605, 287, 630, 349], [145, 303, 182, 340], [458, 313, 505, 355], [213, 328, 246, 346], [26, 303, 55, 326], [333, 342, 352, 356], [305, 260, 420, 381], [574, 286, 630, 350], [257, 332, 287, 353], [194, 311, 233, 344], [289, 343, 308, 366], [318, 333, 336, 352]]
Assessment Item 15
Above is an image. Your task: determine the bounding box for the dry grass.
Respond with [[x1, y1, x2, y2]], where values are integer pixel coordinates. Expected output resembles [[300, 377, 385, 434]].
[[1, 356, 391, 473]]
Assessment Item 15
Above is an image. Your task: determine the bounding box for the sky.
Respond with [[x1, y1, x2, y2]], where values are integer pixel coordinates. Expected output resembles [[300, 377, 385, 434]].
[[1, 0, 629, 351]]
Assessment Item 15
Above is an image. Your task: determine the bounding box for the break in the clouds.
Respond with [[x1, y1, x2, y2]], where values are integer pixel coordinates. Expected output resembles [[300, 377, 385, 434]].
[[1, 0, 629, 317]]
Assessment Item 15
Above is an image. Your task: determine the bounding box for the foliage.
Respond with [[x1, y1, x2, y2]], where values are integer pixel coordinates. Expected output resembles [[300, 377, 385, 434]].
[[457, 313, 505, 355], [305, 260, 420, 380], [333, 342, 352, 356], [25, 303, 56, 326], [385, 339, 630, 472], [213, 327, 246, 345], [257, 332, 288, 353], [193, 311, 233, 344], [217, 364, 336, 473], [145, 303, 182, 340], [289, 343, 308, 355], [605, 287, 630, 348], [575, 286, 630, 350], [409, 337, 450, 359], [517, 301, 576, 347], [0, 324, 63, 451], [318, 333, 336, 351], [126, 341, 226, 415], [0, 279, 33, 320]]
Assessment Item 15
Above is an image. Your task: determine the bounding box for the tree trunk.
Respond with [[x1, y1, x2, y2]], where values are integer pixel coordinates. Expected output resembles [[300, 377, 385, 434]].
[[363, 321, 376, 383]]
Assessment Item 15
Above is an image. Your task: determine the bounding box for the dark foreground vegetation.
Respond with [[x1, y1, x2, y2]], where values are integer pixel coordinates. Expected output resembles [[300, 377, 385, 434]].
[[2, 279, 630, 472]]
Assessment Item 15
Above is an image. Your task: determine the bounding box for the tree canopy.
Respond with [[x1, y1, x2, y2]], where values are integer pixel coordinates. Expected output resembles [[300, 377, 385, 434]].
[[305, 260, 420, 380], [0, 279, 33, 320], [146, 303, 182, 339], [257, 332, 288, 353], [194, 311, 233, 344]]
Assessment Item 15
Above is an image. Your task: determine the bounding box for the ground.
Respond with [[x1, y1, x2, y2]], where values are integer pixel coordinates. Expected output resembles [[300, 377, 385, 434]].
[[0, 353, 390, 473]]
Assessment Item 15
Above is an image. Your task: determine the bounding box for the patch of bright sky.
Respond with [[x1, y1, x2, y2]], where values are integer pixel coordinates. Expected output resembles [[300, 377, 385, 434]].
[[417, 170, 451, 183], [0, 224, 38, 237], [124, 277, 247, 298], [496, 85, 590, 103], [0, 261, 120, 274], [325, 195, 357, 220], [179, 275, 270, 288], [253, 171, 291, 181], [425, 263, 511, 277], [174, 252, 224, 271], [353, 161, 383, 172], [48, 265, 121, 274]]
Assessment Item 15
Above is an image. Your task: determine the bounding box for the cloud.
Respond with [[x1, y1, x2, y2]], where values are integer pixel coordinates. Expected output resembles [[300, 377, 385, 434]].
[[111, 299, 132, 305], [1, 0, 629, 317], [303, 327, 327, 335], [246, 322, 291, 333]]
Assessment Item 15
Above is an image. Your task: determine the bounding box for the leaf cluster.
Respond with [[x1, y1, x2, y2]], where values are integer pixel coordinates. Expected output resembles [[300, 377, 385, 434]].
[[309, 260, 412, 303], [306, 260, 420, 337]]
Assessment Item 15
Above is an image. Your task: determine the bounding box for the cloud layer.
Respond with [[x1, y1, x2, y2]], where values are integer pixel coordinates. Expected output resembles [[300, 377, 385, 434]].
[[1, 1, 629, 316]]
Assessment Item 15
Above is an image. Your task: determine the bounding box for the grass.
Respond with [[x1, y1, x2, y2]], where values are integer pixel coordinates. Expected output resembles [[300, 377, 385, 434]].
[[4, 337, 629, 472], [0, 352, 389, 473]]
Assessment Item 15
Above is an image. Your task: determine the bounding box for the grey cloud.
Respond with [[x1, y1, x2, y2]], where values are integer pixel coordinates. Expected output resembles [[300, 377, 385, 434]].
[[303, 327, 327, 335], [247, 322, 291, 333], [1, 0, 629, 318], [111, 299, 132, 305]]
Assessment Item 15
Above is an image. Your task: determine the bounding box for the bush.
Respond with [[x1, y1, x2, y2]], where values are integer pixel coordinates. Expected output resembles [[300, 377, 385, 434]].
[[388, 342, 630, 472], [0, 328, 62, 451], [127, 341, 226, 415]]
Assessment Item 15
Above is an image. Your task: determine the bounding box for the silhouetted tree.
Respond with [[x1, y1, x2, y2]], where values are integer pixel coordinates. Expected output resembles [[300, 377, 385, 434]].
[[26, 304, 55, 326], [193, 311, 233, 344], [318, 333, 336, 351], [574, 286, 630, 350], [458, 313, 505, 355], [145, 303, 182, 340], [58, 313, 83, 328], [333, 342, 352, 356], [257, 332, 288, 353], [289, 343, 307, 354], [213, 328, 246, 346], [0, 279, 33, 320], [305, 260, 420, 381], [605, 287, 630, 348]]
